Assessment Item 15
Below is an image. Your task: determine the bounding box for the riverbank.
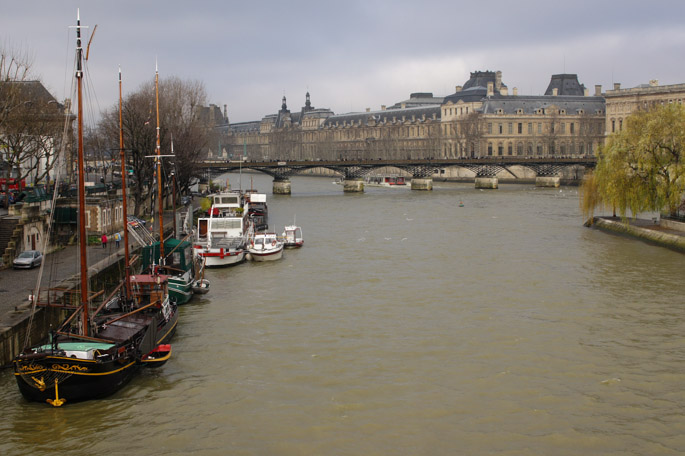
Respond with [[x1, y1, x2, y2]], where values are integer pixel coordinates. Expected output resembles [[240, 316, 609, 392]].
[[586, 216, 685, 253]]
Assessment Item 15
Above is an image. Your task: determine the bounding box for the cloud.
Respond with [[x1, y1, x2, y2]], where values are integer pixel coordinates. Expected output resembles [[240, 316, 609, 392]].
[[3, 1, 685, 123]]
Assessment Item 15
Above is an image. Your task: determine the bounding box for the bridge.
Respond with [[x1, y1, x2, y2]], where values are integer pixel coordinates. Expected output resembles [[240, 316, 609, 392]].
[[197, 156, 597, 193]]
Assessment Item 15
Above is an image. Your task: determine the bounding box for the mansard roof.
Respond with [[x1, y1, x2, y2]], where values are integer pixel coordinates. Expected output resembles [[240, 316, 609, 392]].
[[462, 71, 505, 90], [481, 95, 605, 115], [324, 104, 441, 127], [443, 86, 494, 104], [229, 120, 260, 134], [387, 92, 444, 109], [0, 80, 65, 114], [544, 74, 586, 96]]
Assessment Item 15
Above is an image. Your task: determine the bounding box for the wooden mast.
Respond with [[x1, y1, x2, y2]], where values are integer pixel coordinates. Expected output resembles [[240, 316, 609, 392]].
[[118, 67, 131, 298], [154, 62, 164, 261], [75, 10, 89, 336], [171, 136, 176, 239]]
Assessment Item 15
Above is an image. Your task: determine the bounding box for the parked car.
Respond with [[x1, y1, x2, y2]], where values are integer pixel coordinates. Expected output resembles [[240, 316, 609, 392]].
[[127, 215, 147, 227], [13, 250, 43, 269]]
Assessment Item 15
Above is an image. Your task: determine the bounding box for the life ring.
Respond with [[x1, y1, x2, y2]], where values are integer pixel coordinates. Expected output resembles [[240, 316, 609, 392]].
[[271, 240, 276, 246]]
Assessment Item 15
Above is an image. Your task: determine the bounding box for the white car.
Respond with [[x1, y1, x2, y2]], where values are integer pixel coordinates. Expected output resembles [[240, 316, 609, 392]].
[[13, 250, 43, 269]]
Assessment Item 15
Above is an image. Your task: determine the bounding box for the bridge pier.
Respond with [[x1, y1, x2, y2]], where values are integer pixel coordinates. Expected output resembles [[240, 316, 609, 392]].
[[475, 177, 498, 189], [343, 178, 364, 193], [273, 178, 291, 195], [535, 176, 561, 188], [410, 178, 433, 191]]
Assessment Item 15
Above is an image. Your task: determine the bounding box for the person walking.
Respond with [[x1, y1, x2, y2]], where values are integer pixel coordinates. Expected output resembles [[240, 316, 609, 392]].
[[114, 232, 121, 248], [101, 233, 107, 249]]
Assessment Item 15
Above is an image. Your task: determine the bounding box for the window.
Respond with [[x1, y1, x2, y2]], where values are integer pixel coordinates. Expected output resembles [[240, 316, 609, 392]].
[[517, 143, 523, 155], [518, 123, 522, 134], [560, 123, 565, 134], [537, 144, 543, 155], [488, 123, 493, 134], [528, 123, 533, 134], [487, 143, 493, 155], [508, 123, 513, 134], [507, 143, 513, 155], [498, 124, 503, 134], [498, 144, 503, 155], [537, 123, 542, 134], [611, 120, 615, 132], [570, 123, 575, 134]]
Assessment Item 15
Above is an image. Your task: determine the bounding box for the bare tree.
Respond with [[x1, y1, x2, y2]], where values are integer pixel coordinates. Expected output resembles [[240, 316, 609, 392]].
[[1, 45, 66, 206], [456, 112, 484, 157], [95, 76, 209, 215]]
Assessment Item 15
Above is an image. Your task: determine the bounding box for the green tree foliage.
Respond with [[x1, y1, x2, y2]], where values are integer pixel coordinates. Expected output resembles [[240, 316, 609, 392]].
[[588, 103, 685, 219]]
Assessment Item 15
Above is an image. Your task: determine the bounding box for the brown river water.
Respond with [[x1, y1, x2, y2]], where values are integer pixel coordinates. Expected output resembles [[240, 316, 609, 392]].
[[1, 173, 684, 455]]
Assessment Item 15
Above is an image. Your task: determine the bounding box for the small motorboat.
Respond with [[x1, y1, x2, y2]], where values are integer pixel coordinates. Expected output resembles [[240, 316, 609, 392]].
[[282, 225, 304, 248], [140, 344, 172, 367], [248, 232, 284, 261], [192, 278, 211, 294]]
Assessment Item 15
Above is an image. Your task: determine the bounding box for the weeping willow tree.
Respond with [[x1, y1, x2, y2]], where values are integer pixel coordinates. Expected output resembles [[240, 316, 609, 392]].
[[582, 103, 685, 222]]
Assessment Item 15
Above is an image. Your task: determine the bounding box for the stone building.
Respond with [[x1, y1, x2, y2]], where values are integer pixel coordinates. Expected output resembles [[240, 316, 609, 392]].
[[441, 71, 605, 159], [603, 80, 685, 134], [214, 70, 605, 166]]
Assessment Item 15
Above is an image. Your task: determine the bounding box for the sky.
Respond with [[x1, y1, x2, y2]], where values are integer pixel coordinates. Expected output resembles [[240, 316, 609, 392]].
[[3, 0, 685, 123]]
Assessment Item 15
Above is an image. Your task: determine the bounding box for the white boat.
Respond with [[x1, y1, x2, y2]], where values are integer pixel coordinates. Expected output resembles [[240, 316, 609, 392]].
[[282, 225, 303, 248], [193, 191, 248, 267], [247, 232, 284, 261], [364, 175, 408, 187]]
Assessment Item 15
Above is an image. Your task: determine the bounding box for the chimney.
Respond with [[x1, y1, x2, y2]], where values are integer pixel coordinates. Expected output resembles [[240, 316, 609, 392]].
[[552, 88, 558, 96], [595, 85, 602, 96], [487, 82, 494, 97], [495, 71, 502, 91], [649, 79, 659, 87], [513, 87, 518, 96], [401, 103, 406, 109], [455, 85, 462, 92], [381, 105, 386, 111], [366, 107, 370, 112], [613, 83, 621, 90], [584, 88, 589, 96], [500, 87, 508, 96]]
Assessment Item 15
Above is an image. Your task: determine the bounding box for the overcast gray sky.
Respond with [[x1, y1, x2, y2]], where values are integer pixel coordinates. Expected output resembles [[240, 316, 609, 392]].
[[3, 0, 685, 123]]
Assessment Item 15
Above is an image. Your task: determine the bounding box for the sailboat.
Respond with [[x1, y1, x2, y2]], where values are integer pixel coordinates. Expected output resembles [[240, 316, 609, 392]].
[[13, 12, 177, 406], [140, 64, 207, 304]]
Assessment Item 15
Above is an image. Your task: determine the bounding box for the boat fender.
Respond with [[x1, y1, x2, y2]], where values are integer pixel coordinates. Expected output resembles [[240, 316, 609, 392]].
[[271, 240, 276, 246]]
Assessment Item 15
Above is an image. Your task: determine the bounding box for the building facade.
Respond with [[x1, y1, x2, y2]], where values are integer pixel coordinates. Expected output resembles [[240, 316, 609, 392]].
[[603, 80, 685, 134], [212, 71, 606, 166]]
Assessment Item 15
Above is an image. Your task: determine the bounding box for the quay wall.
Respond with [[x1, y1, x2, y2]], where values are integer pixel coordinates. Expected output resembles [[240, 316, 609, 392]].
[[0, 251, 138, 367], [588, 217, 685, 253]]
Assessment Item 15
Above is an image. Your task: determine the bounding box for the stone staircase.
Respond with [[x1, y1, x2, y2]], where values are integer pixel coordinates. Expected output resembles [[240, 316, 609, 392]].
[[0, 216, 21, 267]]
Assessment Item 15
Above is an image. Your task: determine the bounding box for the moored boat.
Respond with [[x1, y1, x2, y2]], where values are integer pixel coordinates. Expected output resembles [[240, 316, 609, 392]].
[[247, 232, 284, 261], [13, 13, 176, 406], [282, 225, 304, 248], [364, 175, 408, 187], [194, 191, 248, 267]]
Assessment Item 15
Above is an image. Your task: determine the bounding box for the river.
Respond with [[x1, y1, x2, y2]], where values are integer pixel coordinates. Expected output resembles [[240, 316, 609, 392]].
[[1, 173, 684, 455]]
